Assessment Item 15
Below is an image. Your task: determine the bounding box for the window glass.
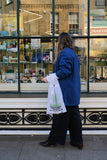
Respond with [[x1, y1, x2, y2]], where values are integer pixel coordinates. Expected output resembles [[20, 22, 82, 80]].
[[69, 13, 79, 35], [74, 38, 87, 91], [0, 0, 17, 37], [20, 38, 53, 92], [20, 0, 52, 36], [55, 0, 88, 36], [90, 0, 107, 36], [90, 38, 107, 92], [50, 12, 59, 35], [0, 39, 18, 91]]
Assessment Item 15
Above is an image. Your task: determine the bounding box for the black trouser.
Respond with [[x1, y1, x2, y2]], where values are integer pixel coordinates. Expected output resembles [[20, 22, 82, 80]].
[[48, 105, 83, 145]]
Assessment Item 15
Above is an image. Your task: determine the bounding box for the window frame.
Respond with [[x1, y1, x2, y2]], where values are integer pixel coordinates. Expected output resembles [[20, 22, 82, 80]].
[[50, 12, 59, 35], [68, 12, 79, 35], [95, 0, 106, 7]]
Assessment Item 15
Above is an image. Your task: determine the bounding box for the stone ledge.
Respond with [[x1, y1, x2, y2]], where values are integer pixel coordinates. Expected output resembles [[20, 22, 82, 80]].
[[0, 97, 107, 108], [0, 130, 107, 135]]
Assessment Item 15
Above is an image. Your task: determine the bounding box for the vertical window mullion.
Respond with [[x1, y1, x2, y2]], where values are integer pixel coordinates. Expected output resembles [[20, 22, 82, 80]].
[[87, 0, 90, 93], [52, 0, 55, 72], [17, 0, 20, 93]]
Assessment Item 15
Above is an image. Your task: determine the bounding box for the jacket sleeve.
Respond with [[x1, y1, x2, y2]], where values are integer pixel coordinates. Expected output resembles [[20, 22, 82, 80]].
[[56, 53, 73, 79]]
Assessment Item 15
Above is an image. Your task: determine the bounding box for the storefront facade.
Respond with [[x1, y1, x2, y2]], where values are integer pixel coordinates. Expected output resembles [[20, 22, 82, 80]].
[[0, 0, 107, 93], [0, 0, 107, 132]]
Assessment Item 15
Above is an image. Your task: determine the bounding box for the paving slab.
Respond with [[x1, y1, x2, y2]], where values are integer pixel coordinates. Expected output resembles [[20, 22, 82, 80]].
[[0, 135, 106, 160]]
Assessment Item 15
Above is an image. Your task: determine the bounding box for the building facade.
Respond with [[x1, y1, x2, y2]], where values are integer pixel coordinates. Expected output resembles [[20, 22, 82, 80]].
[[0, 0, 107, 131]]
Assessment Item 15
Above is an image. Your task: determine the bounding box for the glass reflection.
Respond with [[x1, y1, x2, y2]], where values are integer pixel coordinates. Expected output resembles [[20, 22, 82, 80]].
[[90, 0, 107, 36], [55, 0, 88, 36], [0, 39, 18, 91], [20, 0, 52, 36], [74, 38, 87, 91], [0, 0, 17, 37], [90, 38, 107, 92], [20, 38, 53, 91]]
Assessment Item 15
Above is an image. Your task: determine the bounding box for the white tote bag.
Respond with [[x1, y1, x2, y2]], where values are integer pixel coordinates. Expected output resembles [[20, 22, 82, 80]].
[[46, 74, 66, 115]]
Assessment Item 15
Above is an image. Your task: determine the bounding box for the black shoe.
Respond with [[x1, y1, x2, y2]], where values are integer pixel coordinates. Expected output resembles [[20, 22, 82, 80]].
[[40, 140, 56, 147], [70, 142, 83, 149]]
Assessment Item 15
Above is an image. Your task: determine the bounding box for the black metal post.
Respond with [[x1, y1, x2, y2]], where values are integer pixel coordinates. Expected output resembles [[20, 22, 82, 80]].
[[87, 0, 90, 93], [52, 0, 55, 72], [17, 0, 20, 93]]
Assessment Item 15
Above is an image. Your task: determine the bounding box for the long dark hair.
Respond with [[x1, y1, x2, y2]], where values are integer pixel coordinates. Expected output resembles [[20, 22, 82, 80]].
[[54, 32, 74, 63]]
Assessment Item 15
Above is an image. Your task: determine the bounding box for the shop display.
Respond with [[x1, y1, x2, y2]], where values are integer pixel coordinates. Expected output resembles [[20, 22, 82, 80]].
[[0, 38, 52, 91], [19, 39, 52, 85], [1, 31, 8, 36], [0, 41, 6, 50], [0, 40, 18, 83], [20, 77, 31, 83], [96, 66, 102, 79], [32, 50, 51, 63], [103, 66, 107, 78], [89, 66, 107, 82], [24, 55, 30, 61]]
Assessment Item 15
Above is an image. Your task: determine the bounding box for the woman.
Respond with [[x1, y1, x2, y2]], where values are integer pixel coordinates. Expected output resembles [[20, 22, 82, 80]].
[[40, 32, 83, 149]]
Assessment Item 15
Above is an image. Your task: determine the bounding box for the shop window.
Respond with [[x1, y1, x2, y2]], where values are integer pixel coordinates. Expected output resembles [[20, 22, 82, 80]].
[[20, 38, 53, 92], [73, 39, 87, 92], [50, 13, 59, 35], [95, 0, 105, 6], [69, 13, 79, 35], [89, 38, 107, 92], [0, 0, 17, 37], [20, 1, 52, 36], [0, 39, 18, 91]]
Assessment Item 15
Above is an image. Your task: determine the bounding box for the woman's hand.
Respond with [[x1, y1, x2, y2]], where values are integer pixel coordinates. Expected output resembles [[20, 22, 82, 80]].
[[42, 77, 48, 83]]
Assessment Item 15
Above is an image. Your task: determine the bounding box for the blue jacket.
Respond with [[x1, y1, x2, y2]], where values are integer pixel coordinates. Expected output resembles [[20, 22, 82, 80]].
[[55, 47, 81, 106]]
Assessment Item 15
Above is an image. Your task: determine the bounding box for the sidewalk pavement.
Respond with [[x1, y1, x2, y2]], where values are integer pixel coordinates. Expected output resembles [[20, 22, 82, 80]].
[[0, 135, 107, 160]]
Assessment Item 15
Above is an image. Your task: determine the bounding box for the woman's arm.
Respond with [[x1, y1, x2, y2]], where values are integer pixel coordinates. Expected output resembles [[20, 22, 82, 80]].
[[56, 53, 73, 79]]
